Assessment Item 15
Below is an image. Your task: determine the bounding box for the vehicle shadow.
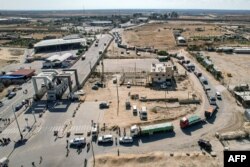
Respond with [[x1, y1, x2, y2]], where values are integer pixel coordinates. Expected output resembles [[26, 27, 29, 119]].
[[206, 109, 219, 124], [140, 131, 176, 143], [97, 142, 114, 147], [181, 121, 206, 136]]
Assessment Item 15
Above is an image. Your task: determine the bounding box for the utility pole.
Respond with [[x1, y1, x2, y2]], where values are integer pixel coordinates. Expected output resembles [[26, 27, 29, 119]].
[[116, 76, 119, 116], [12, 105, 23, 140]]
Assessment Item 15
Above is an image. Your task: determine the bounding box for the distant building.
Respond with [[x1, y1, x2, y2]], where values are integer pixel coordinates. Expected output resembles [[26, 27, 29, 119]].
[[34, 37, 86, 53], [150, 63, 174, 83], [132, 17, 149, 24], [89, 21, 112, 27]]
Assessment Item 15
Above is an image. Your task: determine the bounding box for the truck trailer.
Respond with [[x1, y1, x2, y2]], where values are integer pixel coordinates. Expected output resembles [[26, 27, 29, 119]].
[[130, 122, 174, 137], [180, 115, 202, 128]]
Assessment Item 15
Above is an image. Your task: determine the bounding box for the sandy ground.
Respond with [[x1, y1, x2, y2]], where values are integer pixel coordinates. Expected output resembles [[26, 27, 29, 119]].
[[93, 152, 220, 167], [122, 22, 226, 50], [123, 22, 176, 50], [0, 47, 24, 67], [84, 72, 201, 128], [201, 52, 250, 86]]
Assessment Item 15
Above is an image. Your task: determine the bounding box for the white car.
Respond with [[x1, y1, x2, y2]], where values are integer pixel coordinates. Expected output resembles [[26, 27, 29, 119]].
[[216, 92, 222, 100], [119, 136, 133, 144], [69, 137, 86, 146], [98, 135, 113, 143]]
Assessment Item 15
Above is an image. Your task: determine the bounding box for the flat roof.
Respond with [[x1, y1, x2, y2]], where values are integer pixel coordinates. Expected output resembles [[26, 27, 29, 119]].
[[151, 63, 173, 73], [91, 21, 112, 24], [34, 38, 86, 48], [11, 69, 35, 76]]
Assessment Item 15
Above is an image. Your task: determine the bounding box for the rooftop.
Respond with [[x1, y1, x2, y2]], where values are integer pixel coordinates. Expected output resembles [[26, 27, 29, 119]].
[[151, 63, 173, 73], [34, 38, 86, 48]]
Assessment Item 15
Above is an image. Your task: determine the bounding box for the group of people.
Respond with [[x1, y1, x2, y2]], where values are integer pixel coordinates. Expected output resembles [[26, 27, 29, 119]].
[[0, 138, 11, 146]]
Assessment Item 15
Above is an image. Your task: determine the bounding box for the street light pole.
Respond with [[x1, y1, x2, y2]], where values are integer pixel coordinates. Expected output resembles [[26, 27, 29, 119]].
[[12, 105, 23, 140], [32, 110, 37, 122]]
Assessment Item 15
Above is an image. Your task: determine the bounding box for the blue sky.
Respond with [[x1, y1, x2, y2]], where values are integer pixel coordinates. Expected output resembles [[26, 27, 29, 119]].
[[0, 0, 250, 10]]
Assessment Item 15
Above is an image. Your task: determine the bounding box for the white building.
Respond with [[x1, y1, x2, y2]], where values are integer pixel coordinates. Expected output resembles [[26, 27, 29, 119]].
[[43, 53, 73, 68], [150, 63, 174, 83]]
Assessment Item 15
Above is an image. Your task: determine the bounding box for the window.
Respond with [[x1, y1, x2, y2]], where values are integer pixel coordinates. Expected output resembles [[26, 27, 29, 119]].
[[156, 74, 158, 76], [158, 78, 161, 80], [162, 74, 165, 77]]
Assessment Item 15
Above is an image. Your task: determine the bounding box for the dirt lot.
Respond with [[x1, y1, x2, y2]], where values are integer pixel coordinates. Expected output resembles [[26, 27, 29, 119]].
[[0, 47, 24, 67], [106, 40, 158, 59], [93, 152, 220, 167], [122, 22, 226, 50], [84, 72, 201, 128], [201, 52, 250, 86]]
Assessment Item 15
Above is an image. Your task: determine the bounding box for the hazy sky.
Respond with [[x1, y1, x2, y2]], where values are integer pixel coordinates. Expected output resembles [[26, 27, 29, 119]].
[[0, 0, 250, 10]]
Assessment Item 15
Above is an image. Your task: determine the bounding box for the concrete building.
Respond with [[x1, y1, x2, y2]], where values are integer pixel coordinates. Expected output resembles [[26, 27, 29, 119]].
[[34, 38, 86, 53], [32, 69, 79, 101], [42, 53, 73, 68], [150, 63, 174, 83]]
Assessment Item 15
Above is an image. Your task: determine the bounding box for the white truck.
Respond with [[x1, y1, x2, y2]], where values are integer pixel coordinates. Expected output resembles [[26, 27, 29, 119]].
[[139, 106, 147, 120], [132, 105, 137, 115], [0, 157, 9, 167]]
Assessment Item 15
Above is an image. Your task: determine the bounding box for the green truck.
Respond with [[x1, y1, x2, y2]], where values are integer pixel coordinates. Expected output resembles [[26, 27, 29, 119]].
[[180, 115, 202, 128], [130, 122, 174, 137]]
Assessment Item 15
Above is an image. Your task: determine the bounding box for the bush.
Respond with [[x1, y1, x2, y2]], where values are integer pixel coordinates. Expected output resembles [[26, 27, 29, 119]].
[[157, 50, 169, 56]]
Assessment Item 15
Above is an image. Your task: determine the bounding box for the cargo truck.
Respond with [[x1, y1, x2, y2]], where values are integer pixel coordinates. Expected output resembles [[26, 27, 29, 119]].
[[180, 115, 202, 128], [130, 122, 174, 137], [205, 106, 217, 118]]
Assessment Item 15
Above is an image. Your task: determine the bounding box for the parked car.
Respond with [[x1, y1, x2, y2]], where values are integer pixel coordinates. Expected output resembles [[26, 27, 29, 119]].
[[69, 137, 86, 147], [92, 85, 99, 90], [8, 92, 16, 99], [81, 54, 86, 60], [198, 139, 212, 151], [209, 97, 217, 105], [15, 103, 23, 111], [99, 102, 109, 109], [194, 71, 202, 77], [127, 82, 131, 88], [119, 136, 133, 144], [98, 135, 113, 143], [95, 82, 104, 88], [216, 92, 222, 100]]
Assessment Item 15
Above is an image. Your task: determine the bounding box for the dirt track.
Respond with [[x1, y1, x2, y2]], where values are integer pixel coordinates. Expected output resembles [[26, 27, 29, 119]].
[[94, 152, 220, 167]]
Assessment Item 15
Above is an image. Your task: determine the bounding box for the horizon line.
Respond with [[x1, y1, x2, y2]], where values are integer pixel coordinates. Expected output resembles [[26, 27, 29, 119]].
[[0, 8, 250, 11]]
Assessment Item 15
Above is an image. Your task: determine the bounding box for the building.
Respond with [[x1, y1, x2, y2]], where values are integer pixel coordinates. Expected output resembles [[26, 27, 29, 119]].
[[89, 21, 113, 27], [150, 63, 174, 83], [34, 38, 86, 53], [0, 69, 35, 84], [43, 53, 73, 68]]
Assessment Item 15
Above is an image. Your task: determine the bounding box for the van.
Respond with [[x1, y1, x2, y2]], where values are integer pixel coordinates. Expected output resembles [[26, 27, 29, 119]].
[[0, 157, 9, 167], [81, 54, 86, 60], [140, 106, 147, 120], [132, 105, 137, 115]]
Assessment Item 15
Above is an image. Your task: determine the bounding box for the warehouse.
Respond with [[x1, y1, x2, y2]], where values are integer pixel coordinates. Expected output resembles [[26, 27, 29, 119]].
[[43, 53, 73, 68], [34, 38, 86, 53]]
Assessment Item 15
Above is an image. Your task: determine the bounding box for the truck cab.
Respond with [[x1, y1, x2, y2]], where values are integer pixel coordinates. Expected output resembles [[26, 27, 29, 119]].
[[180, 117, 189, 128], [130, 125, 140, 137], [205, 106, 217, 118], [132, 105, 137, 115]]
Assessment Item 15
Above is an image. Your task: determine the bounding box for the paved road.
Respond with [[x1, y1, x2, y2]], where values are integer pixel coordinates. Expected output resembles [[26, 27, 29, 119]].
[[0, 34, 113, 132], [0, 39, 237, 167]]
